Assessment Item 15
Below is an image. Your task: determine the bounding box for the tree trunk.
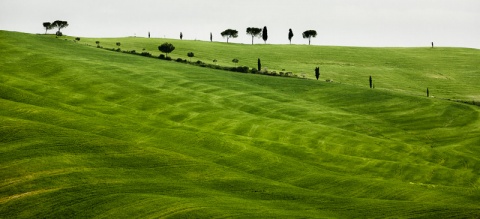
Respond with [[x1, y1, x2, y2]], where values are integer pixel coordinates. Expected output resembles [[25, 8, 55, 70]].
[[252, 36, 254, 45], [309, 38, 311, 45]]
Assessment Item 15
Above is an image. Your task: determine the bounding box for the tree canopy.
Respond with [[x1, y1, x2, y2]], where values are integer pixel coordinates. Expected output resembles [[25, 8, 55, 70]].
[[220, 29, 238, 43], [158, 42, 175, 57], [302, 30, 317, 45], [51, 20, 69, 35], [42, 22, 53, 34], [246, 27, 262, 45]]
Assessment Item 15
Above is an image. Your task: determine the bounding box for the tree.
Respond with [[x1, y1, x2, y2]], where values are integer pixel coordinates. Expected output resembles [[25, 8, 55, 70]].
[[180, 32, 183, 40], [427, 88, 430, 97], [158, 42, 175, 58], [258, 58, 261, 72], [43, 22, 53, 34], [116, 42, 121, 47], [369, 76, 373, 89], [302, 30, 317, 45], [232, 58, 239, 67], [288, 28, 294, 44], [220, 29, 238, 43], [315, 67, 320, 80], [96, 41, 100, 48], [210, 32, 213, 42], [187, 52, 194, 62], [262, 26, 268, 44], [246, 27, 262, 45], [51, 20, 68, 36]]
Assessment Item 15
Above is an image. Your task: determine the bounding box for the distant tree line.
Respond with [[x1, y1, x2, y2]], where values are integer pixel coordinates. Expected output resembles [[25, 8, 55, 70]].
[[219, 26, 316, 45]]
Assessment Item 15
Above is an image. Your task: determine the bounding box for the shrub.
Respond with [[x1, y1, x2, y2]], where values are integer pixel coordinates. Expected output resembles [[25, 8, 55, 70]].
[[176, 58, 184, 62], [196, 60, 204, 65], [56, 31, 63, 36], [236, 66, 249, 73], [165, 56, 172, 61], [116, 48, 121, 52], [251, 68, 258, 74], [75, 37, 80, 41], [159, 54, 166, 59], [140, 52, 152, 57]]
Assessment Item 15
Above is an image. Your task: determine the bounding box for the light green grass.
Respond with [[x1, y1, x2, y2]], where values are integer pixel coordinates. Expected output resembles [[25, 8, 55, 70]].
[[1, 31, 479, 218]]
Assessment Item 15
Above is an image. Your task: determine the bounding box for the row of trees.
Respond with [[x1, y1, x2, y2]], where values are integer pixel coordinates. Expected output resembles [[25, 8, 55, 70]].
[[219, 27, 317, 45], [42, 20, 69, 36], [170, 28, 310, 45]]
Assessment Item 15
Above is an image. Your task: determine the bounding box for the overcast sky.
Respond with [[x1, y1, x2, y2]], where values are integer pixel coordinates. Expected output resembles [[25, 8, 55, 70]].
[[1, 0, 479, 48]]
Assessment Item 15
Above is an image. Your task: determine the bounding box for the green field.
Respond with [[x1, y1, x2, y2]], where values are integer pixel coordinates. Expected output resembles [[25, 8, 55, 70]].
[[1, 30, 479, 218]]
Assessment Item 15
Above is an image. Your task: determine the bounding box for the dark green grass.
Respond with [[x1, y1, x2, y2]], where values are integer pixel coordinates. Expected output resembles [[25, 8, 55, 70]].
[[1, 31, 479, 218]]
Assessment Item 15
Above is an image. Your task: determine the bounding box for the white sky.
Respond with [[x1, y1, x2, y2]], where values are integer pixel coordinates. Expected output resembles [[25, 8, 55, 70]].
[[1, 0, 479, 48]]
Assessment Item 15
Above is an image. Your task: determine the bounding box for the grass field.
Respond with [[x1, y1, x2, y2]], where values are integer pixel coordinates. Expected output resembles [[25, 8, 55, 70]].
[[1, 30, 480, 218]]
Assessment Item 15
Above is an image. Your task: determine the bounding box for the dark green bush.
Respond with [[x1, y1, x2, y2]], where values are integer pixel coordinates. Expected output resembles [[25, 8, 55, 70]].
[[140, 52, 152, 57], [159, 54, 166, 59]]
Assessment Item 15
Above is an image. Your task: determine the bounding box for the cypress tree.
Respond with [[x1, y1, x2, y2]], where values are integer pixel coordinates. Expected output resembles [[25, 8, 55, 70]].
[[262, 26, 268, 44], [369, 76, 373, 89], [258, 58, 261, 72], [427, 88, 429, 97]]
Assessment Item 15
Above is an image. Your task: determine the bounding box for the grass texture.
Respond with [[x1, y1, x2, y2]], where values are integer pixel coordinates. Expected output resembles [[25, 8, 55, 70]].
[[1, 31, 479, 218]]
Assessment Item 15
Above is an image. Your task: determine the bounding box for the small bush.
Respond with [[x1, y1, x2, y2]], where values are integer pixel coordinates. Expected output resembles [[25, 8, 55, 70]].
[[251, 68, 258, 73], [75, 37, 80, 41], [176, 58, 185, 62], [159, 54, 166, 59], [165, 56, 172, 61], [196, 60, 204, 65], [56, 31, 63, 36], [236, 66, 249, 73], [116, 48, 121, 52], [140, 52, 152, 57]]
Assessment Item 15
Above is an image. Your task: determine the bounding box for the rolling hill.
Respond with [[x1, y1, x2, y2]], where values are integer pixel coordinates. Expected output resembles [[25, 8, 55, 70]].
[[1, 30, 479, 218]]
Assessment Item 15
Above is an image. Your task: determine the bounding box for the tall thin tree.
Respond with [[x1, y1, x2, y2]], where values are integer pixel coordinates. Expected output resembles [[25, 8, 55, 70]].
[[262, 26, 268, 44], [288, 28, 294, 44], [369, 76, 373, 89], [258, 58, 261, 72]]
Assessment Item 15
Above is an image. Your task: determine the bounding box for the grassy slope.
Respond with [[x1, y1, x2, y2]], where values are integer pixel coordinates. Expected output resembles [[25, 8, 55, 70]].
[[84, 36, 480, 101], [1, 31, 479, 218]]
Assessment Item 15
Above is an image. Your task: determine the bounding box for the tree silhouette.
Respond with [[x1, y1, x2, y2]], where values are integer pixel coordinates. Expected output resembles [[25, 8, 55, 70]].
[[246, 27, 262, 45], [262, 26, 268, 44], [210, 32, 213, 42], [187, 52, 194, 62], [288, 28, 294, 44], [43, 22, 53, 34], [232, 58, 239, 67], [258, 58, 261, 72], [51, 20, 68, 35], [427, 88, 430, 97], [302, 30, 317, 45], [180, 32, 183, 40], [369, 76, 373, 89], [158, 42, 175, 58], [221, 29, 238, 43], [315, 67, 320, 80]]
